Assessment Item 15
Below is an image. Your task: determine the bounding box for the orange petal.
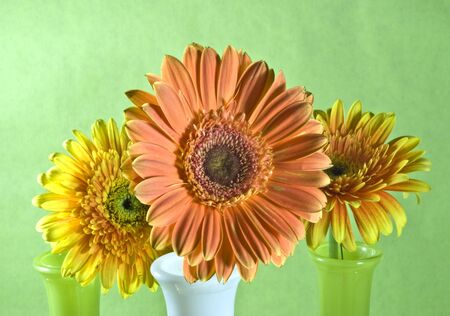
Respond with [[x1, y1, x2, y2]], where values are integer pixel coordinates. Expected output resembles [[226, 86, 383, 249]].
[[237, 50, 252, 77], [251, 87, 303, 132], [223, 207, 257, 269], [128, 141, 175, 158], [125, 120, 176, 151], [216, 46, 240, 104], [135, 178, 183, 207], [172, 202, 205, 256], [248, 196, 298, 243], [125, 90, 158, 107], [183, 258, 198, 284], [235, 61, 269, 116], [154, 82, 191, 135], [186, 243, 204, 266], [124, 106, 150, 123], [272, 169, 330, 188], [273, 134, 328, 162], [276, 152, 332, 172], [147, 187, 191, 226], [150, 225, 174, 251], [263, 103, 312, 145], [214, 227, 236, 282], [132, 153, 178, 179], [145, 73, 162, 86], [296, 119, 323, 135], [201, 209, 223, 261], [161, 55, 197, 112], [240, 202, 282, 256], [182, 44, 204, 110], [249, 71, 286, 125], [199, 47, 219, 110], [237, 262, 258, 282], [196, 259, 215, 281], [234, 205, 272, 264], [266, 183, 326, 213]]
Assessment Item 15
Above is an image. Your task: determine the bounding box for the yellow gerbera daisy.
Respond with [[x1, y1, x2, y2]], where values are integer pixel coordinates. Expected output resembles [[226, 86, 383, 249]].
[[33, 119, 158, 298], [306, 100, 431, 251]]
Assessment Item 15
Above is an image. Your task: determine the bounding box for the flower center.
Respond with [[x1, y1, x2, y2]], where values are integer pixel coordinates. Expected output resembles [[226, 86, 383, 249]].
[[105, 178, 148, 228], [183, 111, 273, 208], [326, 159, 351, 179], [204, 145, 241, 186]]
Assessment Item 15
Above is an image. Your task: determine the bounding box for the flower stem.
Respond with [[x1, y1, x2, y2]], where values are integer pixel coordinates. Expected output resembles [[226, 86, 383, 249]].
[[328, 231, 344, 259]]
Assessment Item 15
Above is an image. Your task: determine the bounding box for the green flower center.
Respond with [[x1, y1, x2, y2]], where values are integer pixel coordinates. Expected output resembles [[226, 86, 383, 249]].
[[204, 145, 241, 186], [105, 178, 148, 228]]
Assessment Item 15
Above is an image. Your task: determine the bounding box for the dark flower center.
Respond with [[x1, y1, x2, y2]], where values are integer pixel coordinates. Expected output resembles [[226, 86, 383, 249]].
[[326, 159, 352, 179], [204, 145, 241, 186], [106, 178, 148, 227]]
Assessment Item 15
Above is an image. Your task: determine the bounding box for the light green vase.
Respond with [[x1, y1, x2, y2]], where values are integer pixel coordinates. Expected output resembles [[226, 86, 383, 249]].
[[33, 251, 100, 316], [309, 242, 382, 316]]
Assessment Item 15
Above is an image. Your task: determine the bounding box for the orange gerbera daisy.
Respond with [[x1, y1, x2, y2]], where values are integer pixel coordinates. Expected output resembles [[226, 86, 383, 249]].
[[33, 119, 159, 297], [306, 100, 431, 251], [124, 44, 330, 282]]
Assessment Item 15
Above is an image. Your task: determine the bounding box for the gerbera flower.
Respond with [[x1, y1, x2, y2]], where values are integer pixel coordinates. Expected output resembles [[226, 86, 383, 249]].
[[306, 100, 431, 251], [124, 44, 330, 282], [33, 119, 159, 297]]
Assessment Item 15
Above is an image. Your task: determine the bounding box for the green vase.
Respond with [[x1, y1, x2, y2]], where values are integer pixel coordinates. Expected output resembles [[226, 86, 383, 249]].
[[309, 242, 382, 316], [33, 251, 100, 316]]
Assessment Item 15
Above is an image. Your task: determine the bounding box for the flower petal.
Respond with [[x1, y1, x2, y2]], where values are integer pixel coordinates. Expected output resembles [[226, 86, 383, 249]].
[[273, 134, 328, 162], [199, 47, 219, 110], [172, 202, 205, 256], [378, 191, 407, 236], [201, 209, 223, 261], [125, 90, 158, 107], [223, 207, 257, 269], [154, 82, 191, 135], [306, 210, 330, 249], [135, 177, 183, 206], [161, 55, 197, 112], [234, 61, 269, 116], [150, 225, 174, 251], [216, 46, 240, 104], [330, 202, 347, 243], [147, 187, 191, 226]]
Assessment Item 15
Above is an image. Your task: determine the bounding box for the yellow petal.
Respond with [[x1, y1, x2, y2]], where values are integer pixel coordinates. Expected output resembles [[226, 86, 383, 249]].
[[378, 192, 407, 236], [329, 99, 344, 133], [33, 193, 79, 212], [345, 100, 362, 131], [306, 210, 330, 249], [330, 202, 347, 243]]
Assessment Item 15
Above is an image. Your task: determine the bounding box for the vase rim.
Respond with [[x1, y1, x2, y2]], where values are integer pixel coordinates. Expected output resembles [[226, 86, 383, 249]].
[[151, 252, 241, 293], [33, 251, 65, 276], [308, 242, 383, 269]]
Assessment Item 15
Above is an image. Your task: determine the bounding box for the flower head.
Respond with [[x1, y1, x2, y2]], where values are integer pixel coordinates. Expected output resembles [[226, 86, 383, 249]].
[[307, 100, 431, 251], [125, 44, 330, 282], [33, 119, 159, 297]]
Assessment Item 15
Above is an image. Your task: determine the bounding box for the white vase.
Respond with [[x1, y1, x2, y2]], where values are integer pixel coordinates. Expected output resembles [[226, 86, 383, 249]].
[[151, 252, 241, 316]]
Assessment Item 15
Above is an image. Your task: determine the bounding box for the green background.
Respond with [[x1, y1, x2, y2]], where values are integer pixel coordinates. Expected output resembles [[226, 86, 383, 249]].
[[1, 0, 448, 315]]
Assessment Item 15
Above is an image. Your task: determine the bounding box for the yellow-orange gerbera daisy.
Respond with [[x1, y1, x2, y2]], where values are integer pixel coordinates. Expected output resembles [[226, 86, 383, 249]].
[[306, 100, 431, 251], [124, 44, 331, 282], [33, 119, 159, 297]]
